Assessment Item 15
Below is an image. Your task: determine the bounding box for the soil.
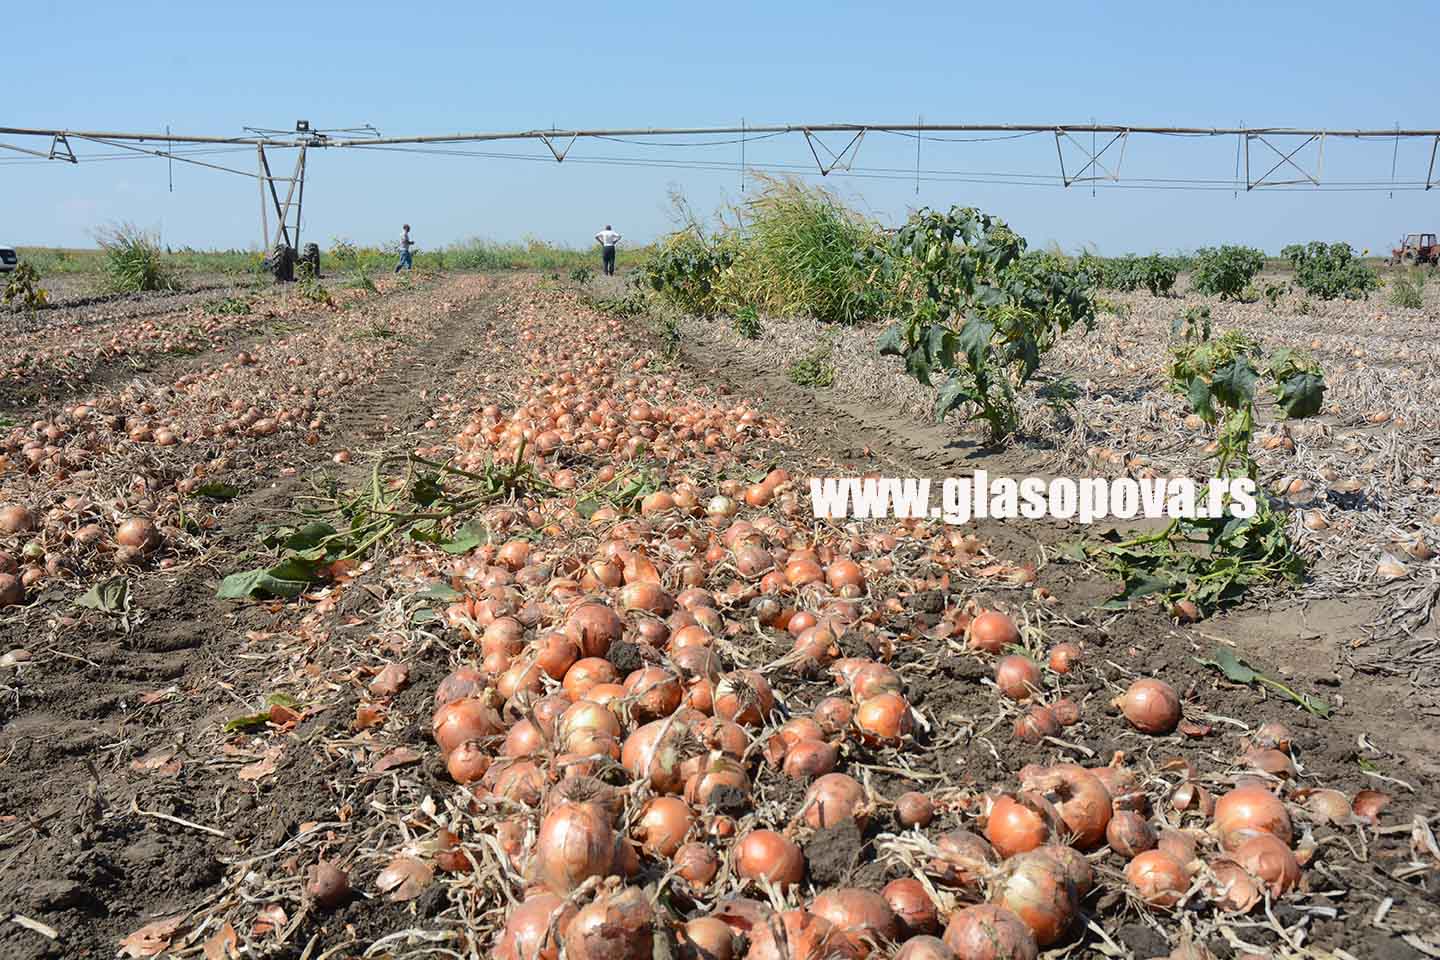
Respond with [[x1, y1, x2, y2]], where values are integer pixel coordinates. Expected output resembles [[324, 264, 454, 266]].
[[0, 271, 1434, 959]]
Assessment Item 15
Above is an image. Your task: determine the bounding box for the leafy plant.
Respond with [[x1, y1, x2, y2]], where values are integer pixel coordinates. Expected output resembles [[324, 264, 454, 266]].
[[788, 342, 835, 387], [1262, 281, 1288, 310], [1074, 322, 1327, 618], [1197, 646, 1331, 717], [96, 223, 175, 293], [1138, 254, 1180, 297], [641, 231, 735, 318], [1190, 245, 1266, 300], [296, 260, 334, 306], [873, 207, 1097, 441], [1389, 270, 1425, 309], [204, 295, 252, 316], [2, 263, 50, 311], [570, 266, 594, 286], [734, 305, 762, 340], [1282, 241, 1379, 300]]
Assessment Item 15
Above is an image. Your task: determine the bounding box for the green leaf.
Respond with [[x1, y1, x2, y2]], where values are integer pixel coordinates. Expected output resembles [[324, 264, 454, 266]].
[[415, 582, 463, 602], [576, 498, 602, 520], [1210, 358, 1259, 409], [1186, 376, 1216, 422], [216, 555, 321, 600], [75, 576, 130, 615], [957, 315, 994, 370], [1275, 371, 1325, 419], [1207, 646, 1258, 684], [274, 522, 338, 552], [934, 378, 972, 420], [223, 711, 271, 733], [877, 323, 905, 357], [439, 523, 487, 555], [192, 482, 242, 501]]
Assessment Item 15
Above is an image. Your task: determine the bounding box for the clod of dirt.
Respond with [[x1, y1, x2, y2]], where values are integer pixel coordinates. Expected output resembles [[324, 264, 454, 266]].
[[802, 818, 865, 888], [607, 640, 644, 674]]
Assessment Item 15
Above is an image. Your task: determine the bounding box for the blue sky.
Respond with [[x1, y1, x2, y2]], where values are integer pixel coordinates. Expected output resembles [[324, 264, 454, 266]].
[[4, 1, 1434, 254]]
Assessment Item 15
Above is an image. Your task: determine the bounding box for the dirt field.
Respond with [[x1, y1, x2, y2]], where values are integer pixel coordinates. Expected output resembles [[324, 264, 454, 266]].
[[0, 271, 1435, 959]]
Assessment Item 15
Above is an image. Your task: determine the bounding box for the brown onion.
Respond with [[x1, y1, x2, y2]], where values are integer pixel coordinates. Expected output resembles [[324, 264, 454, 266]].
[[802, 773, 870, 830], [533, 802, 614, 894], [1114, 678, 1181, 735], [968, 611, 1020, 653], [811, 888, 898, 955], [883, 877, 939, 938], [1213, 785, 1292, 852], [896, 791, 935, 828], [989, 850, 1079, 946], [1106, 810, 1157, 859], [995, 655, 1041, 700], [733, 830, 805, 888], [1125, 849, 1190, 907], [944, 904, 1038, 960]]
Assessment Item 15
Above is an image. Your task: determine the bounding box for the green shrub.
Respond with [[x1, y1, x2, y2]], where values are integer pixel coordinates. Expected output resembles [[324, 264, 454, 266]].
[[1190, 245, 1266, 300], [733, 305, 762, 340], [96, 223, 175, 292], [641, 231, 735, 319], [2, 263, 51, 311], [1282, 242, 1379, 300], [1389, 270, 1425, 309], [788, 342, 835, 386], [873, 207, 1097, 441], [1137, 254, 1180, 297]]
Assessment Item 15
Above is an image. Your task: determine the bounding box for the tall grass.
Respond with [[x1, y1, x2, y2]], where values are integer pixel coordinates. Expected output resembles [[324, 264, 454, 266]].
[[95, 223, 176, 292], [1389, 270, 1425, 309], [727, 176, 885, 325]]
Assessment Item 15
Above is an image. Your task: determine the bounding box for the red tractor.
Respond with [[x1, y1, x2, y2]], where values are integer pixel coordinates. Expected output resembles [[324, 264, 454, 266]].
[[1388, 233, 1440, 266]]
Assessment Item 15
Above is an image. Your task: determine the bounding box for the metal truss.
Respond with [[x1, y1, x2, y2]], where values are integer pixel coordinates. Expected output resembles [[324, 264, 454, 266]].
[[1054, 128, 1129, 186], [1245, 132, 1325, 189]]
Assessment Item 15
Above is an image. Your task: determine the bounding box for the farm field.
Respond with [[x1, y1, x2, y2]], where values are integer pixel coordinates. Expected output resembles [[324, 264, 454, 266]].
[[0, 240, 1436, 960]]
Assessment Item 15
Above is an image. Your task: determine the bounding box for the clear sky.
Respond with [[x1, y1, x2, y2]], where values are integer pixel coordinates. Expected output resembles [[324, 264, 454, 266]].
[[4, 1, 1435, 255]]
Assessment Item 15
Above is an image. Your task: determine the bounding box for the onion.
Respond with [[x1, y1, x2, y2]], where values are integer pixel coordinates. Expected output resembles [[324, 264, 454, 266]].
[[811, 888, 897, 955], [802, 773, 869, 830], [985, 794, 1054, 858], [446, 740, 492, 784], [746, 910, 857, 960], [896, 791, 935, 828], [894, 936, 957, 960], [0, 505, 37, 534], [678, 917, 735, 960], [621, 718, 690, 794], [567, 887, 654, 960], [625, 666, 683, 721], [1213, 785, 1292, 852], [733, 830, 805, 888], [433, 698, 502, 754], [1014, 706, 1058, 743], [883, 877, 939, 938], [116, 517, 162, 553], [0, 574, 24, 607], [944, 904, 1039, 959], [854, 692, 913, 746], [1352, 789, 1390, 824], [1157, 828, 1198, 867], [562, 657, 619, 699], [1125, 849, 1190, 907], [435, 666, 488, 707], [305, 860, 351, 910], [713, 671, 774, 726], [634, 796, 694, 858], [1106, 810, 1157, 859], [1050, 698, 1081, 727], [674, 841, 720, 887], [928, 829, 997, 891], [1232, 833, 1300, 896], [684, 754, 752, 811], [495, 893, 578, 960], [995, 655, 1041, 700], [1047, 642, 1081, 673], [968, 611, 1020, 652], [783, 739, 838, 780], [564, 602, 624, 658], [1207, 859, 1262, 914], [1040, 843, 1094, 898], [533, 802, 614, 894], [989, 850, 1079, 946], [1114, 678, 1181, 734], [814, 697, 854, 735]]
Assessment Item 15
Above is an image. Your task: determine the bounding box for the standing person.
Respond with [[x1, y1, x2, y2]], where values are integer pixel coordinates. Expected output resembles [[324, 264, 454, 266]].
[[395, 224, 415, 273], [595, 224, 621, 276]]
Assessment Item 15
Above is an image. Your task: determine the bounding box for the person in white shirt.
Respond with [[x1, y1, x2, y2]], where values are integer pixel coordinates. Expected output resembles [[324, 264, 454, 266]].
[[595, 225, 621, 276], [395, 225, 415, 273]]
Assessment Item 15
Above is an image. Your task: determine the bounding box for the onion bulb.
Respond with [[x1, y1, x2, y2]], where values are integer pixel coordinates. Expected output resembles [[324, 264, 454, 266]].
[[533, 803, 614, 894], [1124, 849, 1190, 907], [988, 850, 1079, 946], [1114, 678, 1181, 734], [944, 904, 1038, 960], [733, 830, 804, 888]]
